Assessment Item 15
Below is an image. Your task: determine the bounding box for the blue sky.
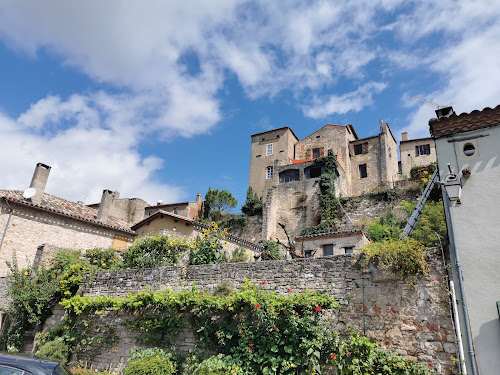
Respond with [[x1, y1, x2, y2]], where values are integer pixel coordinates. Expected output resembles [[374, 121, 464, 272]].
[[1, 1, 499, 210]]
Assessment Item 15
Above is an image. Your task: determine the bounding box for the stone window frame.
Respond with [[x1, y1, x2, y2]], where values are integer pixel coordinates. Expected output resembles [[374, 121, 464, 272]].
[[344, 246, 354, 254], [266, 143, 273, 156], [305, 250, 313, 258], [359, 164, 368, 179], [353, 142, 369, 155], [415, 144, 431, 156], [322, 244, 334, 257], [312, 148, 321, 158], [266, 166, 274, 179], [279, 169, 300, 183]]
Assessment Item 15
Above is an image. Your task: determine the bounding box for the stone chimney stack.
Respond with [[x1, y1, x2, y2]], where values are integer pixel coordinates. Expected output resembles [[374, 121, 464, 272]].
[[29, 163, 51, 204], [97, 189, 114, 222], [196, 193, 202, 203], [401, 132, 409, 141]]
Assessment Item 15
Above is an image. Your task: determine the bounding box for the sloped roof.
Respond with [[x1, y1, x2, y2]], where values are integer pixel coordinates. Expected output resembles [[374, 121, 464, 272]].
[[429, 104, 500, 138], [0, 190, 134, 234], [295, 228, 365, 241], [251, 126, 299, 141]]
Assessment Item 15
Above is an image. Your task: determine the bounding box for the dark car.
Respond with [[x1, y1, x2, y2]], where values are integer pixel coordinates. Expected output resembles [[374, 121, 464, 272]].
[[0, 353, 71, 375]]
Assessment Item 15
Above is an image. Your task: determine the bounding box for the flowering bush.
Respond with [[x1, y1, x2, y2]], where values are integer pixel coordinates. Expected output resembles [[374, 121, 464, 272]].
[[123, 348, 177, 375], [189, 223, 228, 265]]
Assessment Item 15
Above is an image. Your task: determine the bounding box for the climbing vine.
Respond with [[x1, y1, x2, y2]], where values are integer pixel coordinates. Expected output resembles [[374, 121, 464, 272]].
[[300, 150, 341, 236]]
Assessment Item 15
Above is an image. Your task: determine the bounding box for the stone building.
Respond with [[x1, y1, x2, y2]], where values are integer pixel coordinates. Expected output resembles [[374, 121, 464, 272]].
[[131, 210, 263, 259], [295, 229, 370, 258], [430, 104, 500, 375], [252, 121, 402, 244], [144, 193, 203, 220], [87, 194, 149, 225], [0, 163, 135, 277], [399, 132, 436, 177]]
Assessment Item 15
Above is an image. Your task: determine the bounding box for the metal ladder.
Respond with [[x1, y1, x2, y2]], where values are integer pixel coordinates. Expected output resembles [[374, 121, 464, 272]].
[[400, 168, 439, 239]]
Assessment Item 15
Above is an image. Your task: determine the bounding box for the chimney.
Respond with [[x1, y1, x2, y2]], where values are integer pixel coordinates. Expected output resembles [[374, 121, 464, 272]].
[[435, 106, 455, 120], [196, 193, 202, 203], [29, 163, 51, 204], [97, 189, 114, 222], [113, 191, 120, 200], [401, 132, 409, 141]]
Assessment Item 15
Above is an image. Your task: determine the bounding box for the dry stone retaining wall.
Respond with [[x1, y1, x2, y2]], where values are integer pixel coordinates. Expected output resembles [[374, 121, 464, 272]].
[[49, 253, 456, 374]]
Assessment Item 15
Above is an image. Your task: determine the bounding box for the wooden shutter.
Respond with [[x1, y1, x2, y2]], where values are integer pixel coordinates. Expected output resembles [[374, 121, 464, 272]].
[[362, 142, 369, 154]]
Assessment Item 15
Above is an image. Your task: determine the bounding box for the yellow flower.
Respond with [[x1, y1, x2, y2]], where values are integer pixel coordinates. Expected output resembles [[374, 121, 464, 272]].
[[291, 364, 295, 368], [211, 221, 216, 226], [224, 228, 228, 232], [102, 263, 106, 267], [224, 241, 227, 246], [24, 271, 29, 275], [211, 243, 216, 248], [113, 257, 117, 262]]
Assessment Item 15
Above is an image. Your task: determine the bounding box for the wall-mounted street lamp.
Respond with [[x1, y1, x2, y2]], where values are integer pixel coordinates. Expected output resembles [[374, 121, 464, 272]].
[[443, 164, 462, 203]]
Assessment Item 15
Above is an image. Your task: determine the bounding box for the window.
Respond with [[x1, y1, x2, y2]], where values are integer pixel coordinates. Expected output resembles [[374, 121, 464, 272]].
[[305, 250, 313, 258], [174, 208, 178, 214], [463, 143, 476, 156], [312, 148, 321, 158], [266, 166, 274, 179], [305, 166, 324, 179], [323, 244, 334, 257], [415, 144, 431, 156], [359, 164, 367, 178], [279, 169, 300, 183], [0, 366, 23, 375], [354, 142, 368, 155], [344, 247, 354, 254], [266, 143, 273, 156]]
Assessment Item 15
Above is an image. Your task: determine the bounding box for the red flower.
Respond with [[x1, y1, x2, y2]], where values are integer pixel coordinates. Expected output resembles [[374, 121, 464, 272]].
[[295, 312, 298, 316], [256, 303, 260, 308], [249, 344, 253, 348], [331, 353, 336, 358], [347, 352, 352, 356], [315, 306, 322, 312], [284, 311, 287, 314], [274, 327, 278, 331], [261, 281, 267, 284], [287, 288, 291, 292]]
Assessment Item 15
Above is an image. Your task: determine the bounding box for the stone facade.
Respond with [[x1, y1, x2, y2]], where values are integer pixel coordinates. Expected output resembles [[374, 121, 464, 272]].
[[0, 200, 134, 278], [46, 253, 457, 374], [295, 230, 370, 258], [88, 194, 150, 225], [400, 133, 437, 177], [144, 193, 203, 220]]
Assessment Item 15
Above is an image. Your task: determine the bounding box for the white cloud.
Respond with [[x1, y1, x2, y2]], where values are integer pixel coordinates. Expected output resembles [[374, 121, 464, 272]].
[[303, 82, 388, 118]]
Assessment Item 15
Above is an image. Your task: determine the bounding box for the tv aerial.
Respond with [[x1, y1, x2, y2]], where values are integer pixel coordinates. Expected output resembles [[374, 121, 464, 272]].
[[22, 187, 36, 200], [409, 96, 447, 109]]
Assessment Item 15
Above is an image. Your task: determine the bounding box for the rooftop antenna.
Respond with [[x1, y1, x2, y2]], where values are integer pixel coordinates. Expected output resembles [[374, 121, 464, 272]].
[[409, 96, 446, 109]]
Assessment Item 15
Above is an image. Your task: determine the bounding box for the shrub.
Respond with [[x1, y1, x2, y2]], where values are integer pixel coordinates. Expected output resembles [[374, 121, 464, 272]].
[[230, 247, 249, 263], [123, 348, 177, 375], [260, 240, 283, 260], [220, 214, 247, 233], [365, 212, 404, 242], [124, 233, 193, 268], [357, 239, 429, 285], [400, 200, 447, 247], [35, 338, 70, 364], [192, 354, 244, 375]]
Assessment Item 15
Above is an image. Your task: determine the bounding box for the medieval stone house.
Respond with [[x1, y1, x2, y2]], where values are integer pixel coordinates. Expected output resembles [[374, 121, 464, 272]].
[[0, 163, 135, 277]]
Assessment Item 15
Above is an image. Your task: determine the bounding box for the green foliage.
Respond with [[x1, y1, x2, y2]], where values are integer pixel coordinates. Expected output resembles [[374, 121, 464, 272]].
[[241, 186, 263, 216], [0, 258, 58, 350], [357, 239, 429, 286], [189, 223, 228, 265], [368, 187, 400, 202], [332, 333, 434, 375], [123, 348, 177, 375], [192, 354, 244, 374], [365, 212, 404, 242], [35, 338, 70, 364], [400, 200, 447, 247], [260, 240, 284, 260], [230, 248, 250, 263], [203, 187, 238, 221], [124, 233, 194, 269], [220, 214, 247, 233], [300, 150, 341, 236]]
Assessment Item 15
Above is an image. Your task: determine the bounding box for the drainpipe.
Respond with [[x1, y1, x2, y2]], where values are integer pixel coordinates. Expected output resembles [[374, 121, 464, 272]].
[[0, 197, 13, 251], [450, 280, 467, 375], [444, 194, 479, 375]]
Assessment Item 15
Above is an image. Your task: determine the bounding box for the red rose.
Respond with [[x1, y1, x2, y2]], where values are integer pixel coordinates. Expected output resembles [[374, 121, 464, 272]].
[[249, 344, 253, 348], [274, 327, 278, 331], [287, 288, 291, 292], [256, 303, 260, 308], [295, 312, 298, 316], [261, 281, 266, 284], [331, 353, 336, 358], [315, 306, 322, 312], [347, 352, 352, 356]]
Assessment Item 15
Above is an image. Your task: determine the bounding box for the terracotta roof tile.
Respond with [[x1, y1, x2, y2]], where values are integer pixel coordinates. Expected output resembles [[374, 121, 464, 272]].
[[429, 104, 500, 138], [0, 190, 134, 234]]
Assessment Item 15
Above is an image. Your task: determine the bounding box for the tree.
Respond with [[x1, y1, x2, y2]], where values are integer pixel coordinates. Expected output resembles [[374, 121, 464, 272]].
[[241, 186, 263, 216], [203, 187, 238, 221]]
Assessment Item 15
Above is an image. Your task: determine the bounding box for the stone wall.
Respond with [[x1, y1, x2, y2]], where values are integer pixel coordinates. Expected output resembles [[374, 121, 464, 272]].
[[0, 201, 134, 277], [400, 138, 437, 177], [58, 253, 457, 374]]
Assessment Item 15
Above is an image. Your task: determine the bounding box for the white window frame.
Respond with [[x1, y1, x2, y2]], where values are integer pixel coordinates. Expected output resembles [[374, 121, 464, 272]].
[[266, 166, 273, 179], [266, 143, 273, 156]]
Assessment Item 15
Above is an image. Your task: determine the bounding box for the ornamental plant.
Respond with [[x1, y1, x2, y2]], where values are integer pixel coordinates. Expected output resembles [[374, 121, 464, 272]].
[[189, 223, 228, 265], [123, 348, 177, 375], [357, 239, 429, 284]]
